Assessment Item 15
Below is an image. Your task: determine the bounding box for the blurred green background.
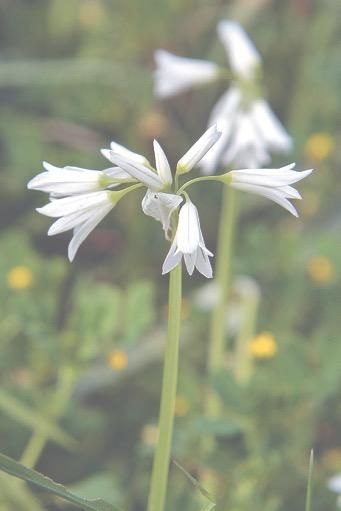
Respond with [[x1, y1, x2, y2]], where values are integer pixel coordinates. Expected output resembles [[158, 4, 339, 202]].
[[0, 0, 341, 510]]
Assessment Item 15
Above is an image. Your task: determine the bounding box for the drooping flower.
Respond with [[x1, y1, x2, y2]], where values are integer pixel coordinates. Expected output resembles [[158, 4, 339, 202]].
[[162, 200, 213, 278], [27, 161, 134, 197], [141, 189, 183, 235], [217, 20, 261, 79], [154, 50, 220, 98], [221, 163, 313, 216], [36, 188, 136, 261]]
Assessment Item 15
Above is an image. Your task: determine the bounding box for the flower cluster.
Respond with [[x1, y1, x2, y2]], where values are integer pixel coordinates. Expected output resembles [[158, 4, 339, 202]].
[[154, 20, 292, 172], [28, 124, 312, 277]]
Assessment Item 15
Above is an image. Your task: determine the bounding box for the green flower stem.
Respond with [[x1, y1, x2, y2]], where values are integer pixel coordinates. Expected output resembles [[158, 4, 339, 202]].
[[206, 186, 238, 416], [20, 365, 76, 468], [147, 263, 182, 511]]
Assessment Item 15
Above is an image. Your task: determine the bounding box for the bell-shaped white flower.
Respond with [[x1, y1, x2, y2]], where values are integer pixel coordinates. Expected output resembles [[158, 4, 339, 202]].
[[199, 87, 292, 173], [162, 200, 213, 278], [154, 50, 220, 98], [27, 162, 133, 197], [176, 124, 222, 175], [217, 20, 261, 78], [142, 189, 183, 235], [36, 188, 134, 261], [224, 163, 313, 217]]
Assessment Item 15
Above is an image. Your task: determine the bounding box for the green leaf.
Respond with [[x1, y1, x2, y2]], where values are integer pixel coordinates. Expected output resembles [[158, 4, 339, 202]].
[[0, 390, 76, 449], [305, 449, 314, 511], [0, 452, 122, 511]]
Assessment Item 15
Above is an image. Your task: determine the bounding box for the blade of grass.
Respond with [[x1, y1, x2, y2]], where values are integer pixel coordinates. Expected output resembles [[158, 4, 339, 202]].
[[305, 449, 314, 511]]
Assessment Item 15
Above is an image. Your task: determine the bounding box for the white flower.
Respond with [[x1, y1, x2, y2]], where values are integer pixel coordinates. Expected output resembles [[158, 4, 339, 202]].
[[102, 139, 173, 191], [176, 124, 222, 175], [225, 163, 313, 216], [328, 474, 341, 508], [27, 161, 133, 197], [142, 190, 183, 235], [154, 50, 220, 98], [36, 189, 132, 261], [217, 20, 261, 78], [199, 87, 292, 173], [162, 201, 213, 278]]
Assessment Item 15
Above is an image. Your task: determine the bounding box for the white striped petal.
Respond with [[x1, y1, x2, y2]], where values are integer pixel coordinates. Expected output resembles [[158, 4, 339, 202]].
[[101, 142, 147, 165], [106, 152, 163, 191], [177, 125, 222, 175], [36, 191, 111, 217], [68, 202, 113, 261], [229, 182, 299, 216], [153, 140, 172, 186]]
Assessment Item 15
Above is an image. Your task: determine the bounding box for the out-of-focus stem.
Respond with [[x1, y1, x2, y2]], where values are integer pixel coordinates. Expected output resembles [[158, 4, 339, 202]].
[[206, 186, 238, 416], [20, 365, 75, 468]]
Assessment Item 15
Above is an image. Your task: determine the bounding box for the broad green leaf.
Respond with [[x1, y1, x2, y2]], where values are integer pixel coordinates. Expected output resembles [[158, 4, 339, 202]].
[[0, 390, 76, 449], [0, 452, 122, 511], [305, 449, 314, 511]]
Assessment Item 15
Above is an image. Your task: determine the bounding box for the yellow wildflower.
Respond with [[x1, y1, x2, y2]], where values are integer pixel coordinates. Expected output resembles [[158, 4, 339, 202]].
[[307, 256, 335, 286], [141, 424, 159, 446], [175, 395, 190, 417], [249, 332, 277, 359], [107, 350, 128, 370], [304, 133, 334, 161], [7, 266, 33, 290]]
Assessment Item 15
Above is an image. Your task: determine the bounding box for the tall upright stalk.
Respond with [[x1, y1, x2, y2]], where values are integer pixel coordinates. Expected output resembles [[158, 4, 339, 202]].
[[147, 263, 182, 511], [206, 186, 238, 416]]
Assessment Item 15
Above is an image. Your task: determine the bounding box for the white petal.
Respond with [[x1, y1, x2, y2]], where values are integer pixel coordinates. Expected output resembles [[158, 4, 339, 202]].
[[251, 100, 293, 152], [48, 209, 94, 235], [184, 252, 197, 275], [176, 202, 200, 254], [106, 152, 163, 191], [177, 125, 222, 174], [230, 166, 312, 187], [230, 182, 299, 216], [68, 201, 113, 261], [195, 248, 213, 278], [217, 20, 261, 78], [28, 165, 103, 195], [328, 474, 341, 493], [37, 191, 110, 218], [101, 142, 147, 165], [154, 50, 220, 98], [103, 166, 136, 181], [141, 190, 182, 232], [208, 87, 241, 125], [162, 239, 182, 274], [153, 140, 172, 185]]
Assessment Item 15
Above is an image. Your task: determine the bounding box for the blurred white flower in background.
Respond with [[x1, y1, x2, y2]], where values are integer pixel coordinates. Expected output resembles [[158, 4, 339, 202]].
[[154, 20, 292, 172], [328, 473, 341, 507]]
